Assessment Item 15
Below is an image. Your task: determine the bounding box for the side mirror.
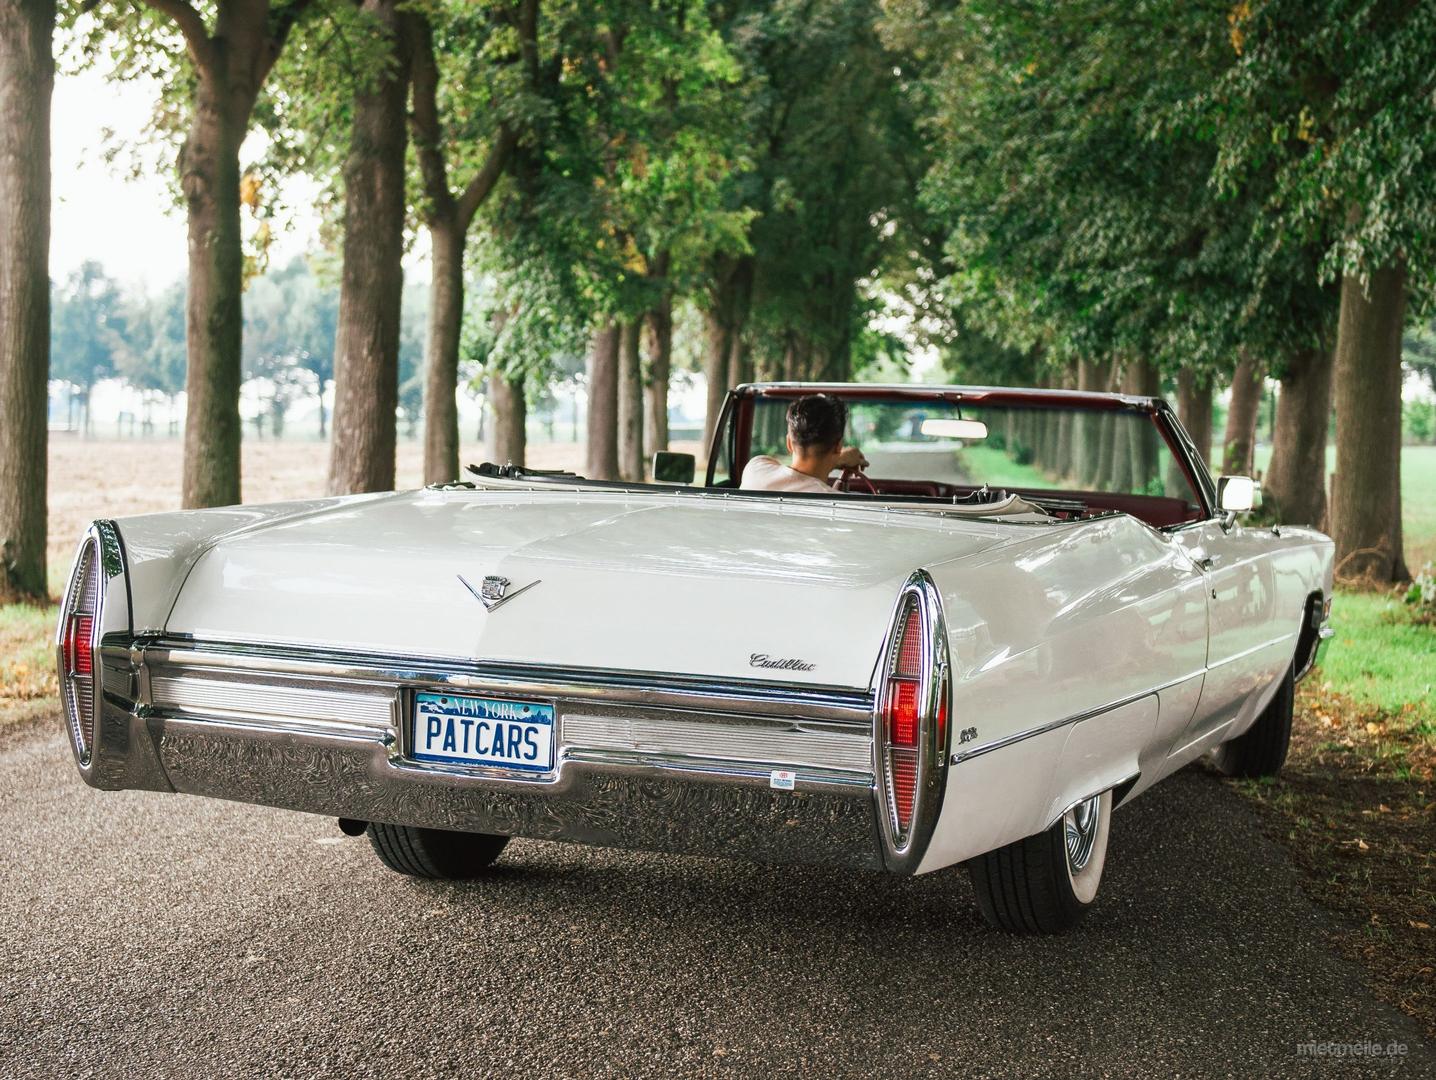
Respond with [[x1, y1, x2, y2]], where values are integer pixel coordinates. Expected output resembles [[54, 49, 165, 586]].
[[1216, 475, 1260, 513], [652, 451, 696, 485]]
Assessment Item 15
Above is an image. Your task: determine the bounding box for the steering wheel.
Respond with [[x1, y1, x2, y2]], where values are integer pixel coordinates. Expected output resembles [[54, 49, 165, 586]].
[[840, 465, 878, 495]]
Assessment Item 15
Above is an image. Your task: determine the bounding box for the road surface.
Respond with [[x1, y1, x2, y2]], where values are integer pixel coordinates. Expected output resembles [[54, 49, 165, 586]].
[[1, 720, 1430, 1079]]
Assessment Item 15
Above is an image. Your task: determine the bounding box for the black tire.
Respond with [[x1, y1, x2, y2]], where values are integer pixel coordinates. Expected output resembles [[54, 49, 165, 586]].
[[368, 823, 509, 880], [968, 790, 1111, 934], [1213, 662, 1294, 779]]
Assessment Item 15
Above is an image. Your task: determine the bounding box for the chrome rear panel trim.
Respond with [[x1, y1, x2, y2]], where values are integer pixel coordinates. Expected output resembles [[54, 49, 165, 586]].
[[561, 712, 872, 775], [149, 672, 397, 734], [141, 638, 873, 724]]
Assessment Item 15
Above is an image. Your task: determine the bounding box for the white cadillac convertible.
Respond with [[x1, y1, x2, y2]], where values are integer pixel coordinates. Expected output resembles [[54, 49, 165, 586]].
[[58, 382, 1334, 933]]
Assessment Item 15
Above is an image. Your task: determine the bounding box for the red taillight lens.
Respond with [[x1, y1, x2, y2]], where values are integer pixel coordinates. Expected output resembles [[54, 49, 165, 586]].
[[887, 678, 919, 747], [883, 597, 926, 838], [890, 752, 917, 831], [71, 615, 94, 676]]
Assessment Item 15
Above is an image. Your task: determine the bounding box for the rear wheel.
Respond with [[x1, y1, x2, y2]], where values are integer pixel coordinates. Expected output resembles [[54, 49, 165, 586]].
[[1213, 662, 1294, 779], [367, 823, 509, 879], [968, 789, 1112, 933]]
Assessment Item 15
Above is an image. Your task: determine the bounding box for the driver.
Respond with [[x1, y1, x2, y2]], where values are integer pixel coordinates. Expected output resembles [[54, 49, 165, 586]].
[[740, 393, 869, 494]]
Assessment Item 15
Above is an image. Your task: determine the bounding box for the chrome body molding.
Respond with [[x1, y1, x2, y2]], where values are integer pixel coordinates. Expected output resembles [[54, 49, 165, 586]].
[[950, 670, 1206, 766], [140, 638, 873, 725]]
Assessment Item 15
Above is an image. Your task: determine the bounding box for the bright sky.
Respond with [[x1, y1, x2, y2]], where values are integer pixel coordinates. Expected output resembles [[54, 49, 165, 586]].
[[50, 67, 324, 294]]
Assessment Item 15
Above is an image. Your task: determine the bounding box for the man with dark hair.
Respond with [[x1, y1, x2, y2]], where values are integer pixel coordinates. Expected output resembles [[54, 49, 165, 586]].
[[740, 393, 869, 493]]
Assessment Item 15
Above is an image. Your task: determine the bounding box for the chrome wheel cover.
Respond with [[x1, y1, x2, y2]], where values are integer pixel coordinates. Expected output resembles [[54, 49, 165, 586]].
[[1064, 794, 1102, 873]]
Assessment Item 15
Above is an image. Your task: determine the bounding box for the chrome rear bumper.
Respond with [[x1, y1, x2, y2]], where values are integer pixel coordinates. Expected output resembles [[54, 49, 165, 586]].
[[82, 639, 886, 870]]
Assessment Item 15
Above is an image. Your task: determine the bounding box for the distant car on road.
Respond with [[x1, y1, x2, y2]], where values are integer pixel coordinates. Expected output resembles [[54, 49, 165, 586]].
[[58, 382, 1334, 932]]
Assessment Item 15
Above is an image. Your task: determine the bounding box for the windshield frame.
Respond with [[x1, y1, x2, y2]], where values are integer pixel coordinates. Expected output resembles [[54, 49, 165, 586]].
[[707, 383, 1216, 526]]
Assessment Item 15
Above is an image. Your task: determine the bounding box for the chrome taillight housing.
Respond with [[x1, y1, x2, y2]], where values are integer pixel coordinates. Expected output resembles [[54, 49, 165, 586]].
[[875, 571, 951, 868], [57, 537, 102, 765]]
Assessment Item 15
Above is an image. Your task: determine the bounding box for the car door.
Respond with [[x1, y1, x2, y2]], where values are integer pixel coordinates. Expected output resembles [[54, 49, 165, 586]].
[[1170, 517, 1290, 745]]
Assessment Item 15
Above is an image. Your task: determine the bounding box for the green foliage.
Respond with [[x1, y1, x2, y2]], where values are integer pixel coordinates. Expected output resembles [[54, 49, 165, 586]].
[[50, 261, 127, 401], [483, 0, 753, 326], [1186, 0, 1436, 299], [1406, 397, 1436, 445], [242, 256, 340, 427], [120, 280, 187, 400], [730, 0, 929, 376], [894, 0, 1338, 380]]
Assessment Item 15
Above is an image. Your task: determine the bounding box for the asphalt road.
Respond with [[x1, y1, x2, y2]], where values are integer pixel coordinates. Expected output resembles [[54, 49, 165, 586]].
[[2, 721, 1431, 1080]]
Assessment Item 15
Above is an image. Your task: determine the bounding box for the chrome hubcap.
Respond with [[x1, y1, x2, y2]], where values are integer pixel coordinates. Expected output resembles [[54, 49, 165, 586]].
[[1064, 794, 1102, 873]]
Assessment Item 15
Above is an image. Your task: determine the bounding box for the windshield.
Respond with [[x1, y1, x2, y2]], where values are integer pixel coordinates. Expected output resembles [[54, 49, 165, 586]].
[[719, 395, 1202, 512]]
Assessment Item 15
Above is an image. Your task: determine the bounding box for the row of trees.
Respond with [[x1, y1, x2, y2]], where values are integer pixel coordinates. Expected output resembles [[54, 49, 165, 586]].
[[48, 257, 432, 439], [3, 0, 922, 601], [1, 0, 1433, 602], [889, 0, 1435, 583]]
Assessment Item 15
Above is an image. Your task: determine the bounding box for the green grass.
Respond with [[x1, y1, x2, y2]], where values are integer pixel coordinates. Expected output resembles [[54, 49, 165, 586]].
[[0, 602, 58, 704], [1249, 444, 1436, 567], [956, 443, 1052, 488], [1397, 446, 1436, 570], [1319, 592, 1436, 735]]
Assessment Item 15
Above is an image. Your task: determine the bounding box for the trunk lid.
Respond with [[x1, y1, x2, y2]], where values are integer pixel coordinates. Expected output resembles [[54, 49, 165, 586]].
[[164, 488, 1014, 688]]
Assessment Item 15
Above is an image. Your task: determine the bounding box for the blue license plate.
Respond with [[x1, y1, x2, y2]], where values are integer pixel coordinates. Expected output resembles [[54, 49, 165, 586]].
[[411, 692, 555, 772]]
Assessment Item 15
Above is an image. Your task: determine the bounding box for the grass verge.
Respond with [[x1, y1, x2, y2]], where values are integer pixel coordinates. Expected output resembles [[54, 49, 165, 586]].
[[0, 603, 57, 708], [1224, 593, 1434, 1038]]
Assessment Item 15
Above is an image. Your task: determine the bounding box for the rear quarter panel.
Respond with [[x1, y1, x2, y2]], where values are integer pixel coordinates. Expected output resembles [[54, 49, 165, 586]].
[[918, 514, 1209, 870]]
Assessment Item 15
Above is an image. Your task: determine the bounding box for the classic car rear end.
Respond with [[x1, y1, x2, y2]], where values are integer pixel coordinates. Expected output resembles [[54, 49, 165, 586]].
[[59, 500, 958, 877], [59, 381, 1336, 934]]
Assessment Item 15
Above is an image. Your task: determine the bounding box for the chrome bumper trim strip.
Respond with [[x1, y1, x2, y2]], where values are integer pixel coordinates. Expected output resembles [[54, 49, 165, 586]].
[[139, 638, 873, 724], [561, 712, 873, 775], [149, 672, 397, 733]]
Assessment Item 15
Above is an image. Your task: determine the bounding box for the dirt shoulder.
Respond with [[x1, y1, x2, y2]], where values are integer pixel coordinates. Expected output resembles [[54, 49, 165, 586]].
[[1226, 679, 1435, 1038]]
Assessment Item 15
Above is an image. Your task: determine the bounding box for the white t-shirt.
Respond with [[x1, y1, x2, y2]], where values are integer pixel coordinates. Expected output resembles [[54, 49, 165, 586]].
[[739, 455, 834, 494]]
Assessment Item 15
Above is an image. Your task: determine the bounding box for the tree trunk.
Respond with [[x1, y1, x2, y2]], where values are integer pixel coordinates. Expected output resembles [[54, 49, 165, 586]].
[[727, 332, 752, 393], [327, 0, 408, 496], [315, 379, 327, 438], [1221, 354, 1262, 476], [587, 323, 620, 480], [487, 370, 525, 466], [1264, 347, 1334, 527], [1176, 369, 1213, 470], [644, 295, 672, 458], [0, 0, 54, 602], [617, 320, 644, 481], [180, 84, 247, 508], [702, 306, 731, 452], [702, 257, 752, 450], [1125, 361, 1161, 488], [422, 220, 464, 484], [1074, 359, 1108, 487], [1331, 264, 1408, 583]]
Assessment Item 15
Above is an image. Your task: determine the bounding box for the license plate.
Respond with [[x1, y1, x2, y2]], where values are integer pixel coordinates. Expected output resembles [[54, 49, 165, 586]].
[[411, 692, 555, 772]]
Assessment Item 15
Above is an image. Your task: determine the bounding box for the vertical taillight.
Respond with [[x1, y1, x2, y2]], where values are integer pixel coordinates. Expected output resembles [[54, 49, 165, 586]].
[[882, 597, 924, 836], [58, 540, 101, 764], [877, 573, 952, 867]]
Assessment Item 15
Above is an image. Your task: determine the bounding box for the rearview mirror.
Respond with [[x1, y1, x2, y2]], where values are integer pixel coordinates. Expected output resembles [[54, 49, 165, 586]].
[[1217, 475, 1260, 513], [652, 451, 696, 484], [919, 418, 989, 440]]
